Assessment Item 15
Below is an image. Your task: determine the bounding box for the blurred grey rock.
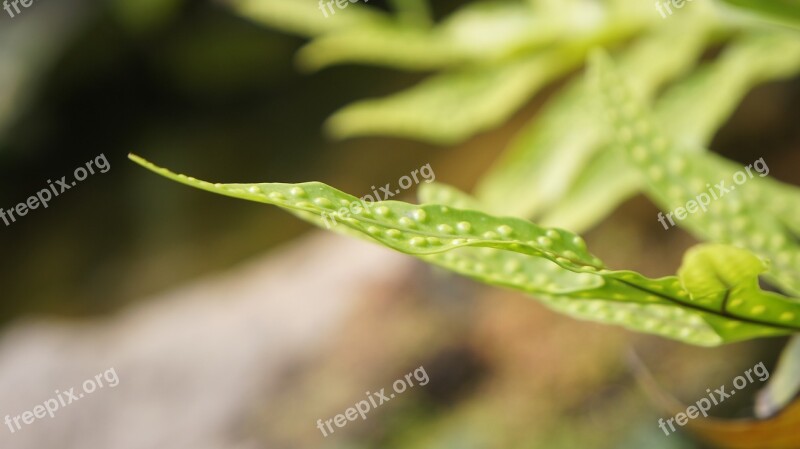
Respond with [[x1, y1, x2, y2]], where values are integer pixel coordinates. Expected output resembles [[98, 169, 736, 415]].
[[0, 232, 408, 449]]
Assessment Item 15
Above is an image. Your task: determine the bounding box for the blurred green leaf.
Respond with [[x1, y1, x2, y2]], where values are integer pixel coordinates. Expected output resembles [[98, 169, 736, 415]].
[[591, 49, 800, 295], [475, 16, 711, 218], [718, 0, 800, 28], [657, 31, 800, 148], [325, 48, 583, 144], [230, 0, 385, 37], [297, 1, 628, 72], [389, 0, 432, 27], [418, 182, 483, 211], [538, 145, 641, 231], [541, 31, 800, 232], [295, 21, 465, 71], [324, 15, 646, 145]]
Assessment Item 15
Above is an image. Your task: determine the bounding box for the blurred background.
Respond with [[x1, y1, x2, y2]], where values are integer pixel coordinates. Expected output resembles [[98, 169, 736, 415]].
[[0, 0, 798, 448]]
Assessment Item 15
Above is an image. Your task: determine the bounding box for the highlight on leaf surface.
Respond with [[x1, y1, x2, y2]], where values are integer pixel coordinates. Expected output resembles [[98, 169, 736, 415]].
[[129, 154, 800, 347]]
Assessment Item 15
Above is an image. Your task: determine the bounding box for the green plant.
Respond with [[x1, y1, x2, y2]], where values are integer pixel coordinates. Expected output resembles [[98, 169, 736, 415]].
[[130, 3, 800, 344], [131, 0, 800, 439], [129, 145, 800, 347]]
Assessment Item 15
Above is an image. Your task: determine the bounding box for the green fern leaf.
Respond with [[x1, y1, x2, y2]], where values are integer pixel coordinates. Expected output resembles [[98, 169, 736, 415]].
[[130, 154, 800, 346]]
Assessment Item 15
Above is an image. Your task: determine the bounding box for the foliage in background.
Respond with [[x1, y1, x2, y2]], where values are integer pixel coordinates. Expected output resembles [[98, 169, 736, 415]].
[[719, 0, 800, 28]]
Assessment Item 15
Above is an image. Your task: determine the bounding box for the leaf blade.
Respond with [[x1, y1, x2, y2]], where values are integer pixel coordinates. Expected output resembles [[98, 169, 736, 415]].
[[130, 154, 800, 346]]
